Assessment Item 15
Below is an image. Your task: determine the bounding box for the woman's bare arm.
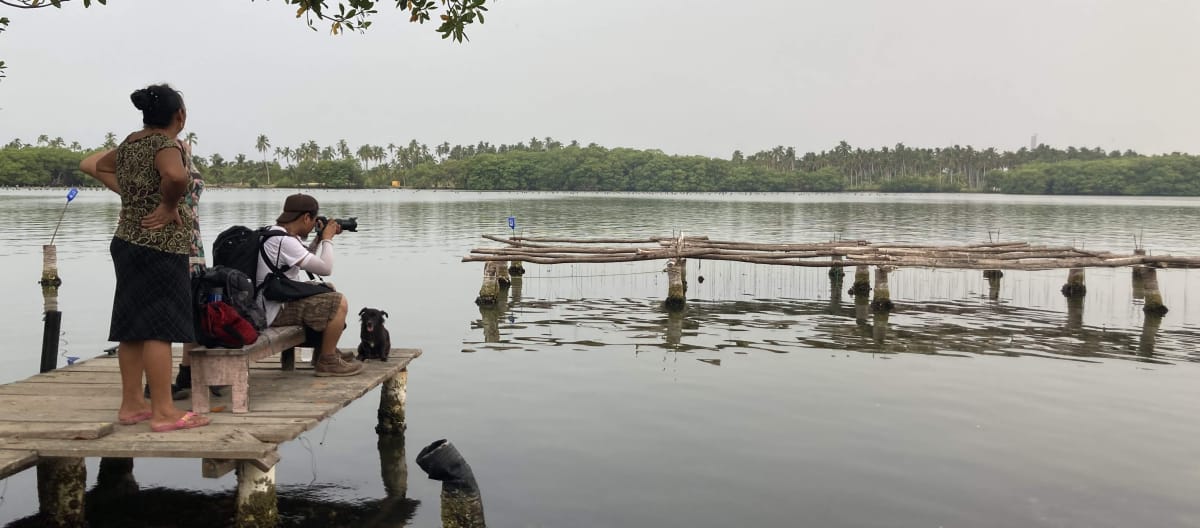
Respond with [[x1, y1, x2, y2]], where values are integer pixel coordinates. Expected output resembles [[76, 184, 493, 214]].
[[79, 150, 119, 193]]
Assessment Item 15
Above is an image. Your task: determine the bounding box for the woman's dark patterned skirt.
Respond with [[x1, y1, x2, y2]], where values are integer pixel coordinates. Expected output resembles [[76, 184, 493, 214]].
[[108, 237, 195, 343]]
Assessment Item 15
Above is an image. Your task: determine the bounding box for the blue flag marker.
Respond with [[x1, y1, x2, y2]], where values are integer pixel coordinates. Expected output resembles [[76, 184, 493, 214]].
[[50, 188, 79, 245], [507, 216, 516, 230]]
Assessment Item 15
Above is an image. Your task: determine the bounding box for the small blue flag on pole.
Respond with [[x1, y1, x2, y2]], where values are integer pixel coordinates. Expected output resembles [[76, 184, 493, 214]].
[[507, 216, 516, 230], [66, 188, 78, 202]]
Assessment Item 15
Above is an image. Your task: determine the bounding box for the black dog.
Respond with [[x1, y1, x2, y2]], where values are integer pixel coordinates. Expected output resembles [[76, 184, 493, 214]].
[[357, 307, 391, 362]]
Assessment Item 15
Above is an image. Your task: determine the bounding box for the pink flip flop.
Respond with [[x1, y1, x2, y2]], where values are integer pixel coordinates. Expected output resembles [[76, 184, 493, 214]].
[[117, 410, 153, 426], [151, 411, 211, 433]]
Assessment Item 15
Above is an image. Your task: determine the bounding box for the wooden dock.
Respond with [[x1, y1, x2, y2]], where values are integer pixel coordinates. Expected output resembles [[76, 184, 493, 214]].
[[464, 235, 1188, 314], [0, 347, 420, 527]]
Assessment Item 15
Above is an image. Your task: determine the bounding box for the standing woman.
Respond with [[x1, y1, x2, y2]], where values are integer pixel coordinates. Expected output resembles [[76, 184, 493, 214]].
[[80, 83, 210, 432]]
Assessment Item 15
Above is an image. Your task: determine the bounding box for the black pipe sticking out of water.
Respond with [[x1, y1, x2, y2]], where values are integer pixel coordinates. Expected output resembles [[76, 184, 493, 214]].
[[416, 439, 486, 528]]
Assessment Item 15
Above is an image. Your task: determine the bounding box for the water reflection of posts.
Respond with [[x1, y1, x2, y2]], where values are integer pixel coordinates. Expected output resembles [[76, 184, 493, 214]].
[[417, 440, 486, 528], [378, 435, 409, 499], [854, 293, 870, 325], [872, 311, 890, 346], [1139, 313, 1163, 357], [1131, 267, 1146, 301], [828, 272, 844, 314], [983, 270, 1003, 301], [1065, 296, 1084, 332], [665, 308, 684, 348]]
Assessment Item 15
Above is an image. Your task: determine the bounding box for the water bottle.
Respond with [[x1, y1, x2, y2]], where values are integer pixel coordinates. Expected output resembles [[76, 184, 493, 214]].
[[208, 287, 224, 303]]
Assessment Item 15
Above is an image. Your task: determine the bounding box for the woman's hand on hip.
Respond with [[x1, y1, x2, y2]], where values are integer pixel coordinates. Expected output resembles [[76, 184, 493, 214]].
[[141, 203, 183, 230]]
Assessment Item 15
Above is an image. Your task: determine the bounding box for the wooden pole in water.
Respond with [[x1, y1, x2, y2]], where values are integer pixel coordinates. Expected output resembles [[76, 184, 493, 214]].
[[849, 265, 870, 296], [829, 254, 846, 281], [377, 369, 408, 435], [665, 258, 685, 310], [496, 260, 512, 289], [1140, 267, 1168, 315], [870, 266, 894, 312], [1131, 248, 1148, 280], [37, 457, 85, 528], [475, 262, 500, 305], [40, 245, 63, 373], [854, 292, 869, 325], [1061, 268, 1086, 297], [235, 461, 278, 528], [983, 269, 1003, 301], [508, 260, 526, 276]]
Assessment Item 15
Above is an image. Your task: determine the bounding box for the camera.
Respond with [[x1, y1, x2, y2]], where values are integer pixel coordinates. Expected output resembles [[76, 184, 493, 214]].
[[315, 216, 358, 234]]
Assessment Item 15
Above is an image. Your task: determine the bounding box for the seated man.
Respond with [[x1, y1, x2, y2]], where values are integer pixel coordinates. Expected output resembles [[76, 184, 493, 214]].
[[256, 193, 363, 377]]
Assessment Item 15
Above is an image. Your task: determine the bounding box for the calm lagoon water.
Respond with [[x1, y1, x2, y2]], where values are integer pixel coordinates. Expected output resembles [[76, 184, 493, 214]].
[[0, 189, 1198, 527]]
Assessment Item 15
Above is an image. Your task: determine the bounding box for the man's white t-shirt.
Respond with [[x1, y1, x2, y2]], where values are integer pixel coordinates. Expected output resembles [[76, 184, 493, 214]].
[[256, 226, 316, 324]]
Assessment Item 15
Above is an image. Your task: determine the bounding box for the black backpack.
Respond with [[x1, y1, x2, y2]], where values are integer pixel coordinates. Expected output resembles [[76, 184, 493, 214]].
[[212, 225, 284, 281]]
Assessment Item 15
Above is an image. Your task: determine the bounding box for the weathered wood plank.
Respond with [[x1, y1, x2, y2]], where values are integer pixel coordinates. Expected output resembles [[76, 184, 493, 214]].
[[0, 422, 113, 440], [191, 326, 306, 357], [0, 449, 38, 479], [0, 427, 275, 459]]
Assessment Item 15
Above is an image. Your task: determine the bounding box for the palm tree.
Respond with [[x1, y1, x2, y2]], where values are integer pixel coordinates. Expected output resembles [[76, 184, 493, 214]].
[[102, 132, 117, 149], [36, 134, 48, 147], [337, 139, 351, 160], [69, 141, 82, 152], [357, 144, 373, 170], [184, 132, 198, 150], [256, 134, 272, 185]]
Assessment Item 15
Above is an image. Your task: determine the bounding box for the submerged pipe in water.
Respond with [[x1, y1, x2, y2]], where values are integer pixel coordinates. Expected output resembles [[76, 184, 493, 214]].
[[417, 439, 486, 528]]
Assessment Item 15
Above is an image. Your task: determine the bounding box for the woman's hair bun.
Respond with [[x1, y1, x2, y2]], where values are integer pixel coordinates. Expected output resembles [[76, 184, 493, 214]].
[[130, 88, 154, 111]]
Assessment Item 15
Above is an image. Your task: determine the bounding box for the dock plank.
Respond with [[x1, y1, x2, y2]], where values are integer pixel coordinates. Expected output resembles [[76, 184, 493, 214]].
[[0, 422, 113, 440], [0, 449, 38, 479]]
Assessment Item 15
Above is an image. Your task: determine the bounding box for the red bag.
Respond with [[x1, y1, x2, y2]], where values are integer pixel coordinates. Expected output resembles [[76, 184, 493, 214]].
[[200, 301, 258, 347]]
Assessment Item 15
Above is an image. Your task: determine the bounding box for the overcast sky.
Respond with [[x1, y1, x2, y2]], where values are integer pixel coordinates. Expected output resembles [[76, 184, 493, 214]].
[[1, 0, 1198, 159]]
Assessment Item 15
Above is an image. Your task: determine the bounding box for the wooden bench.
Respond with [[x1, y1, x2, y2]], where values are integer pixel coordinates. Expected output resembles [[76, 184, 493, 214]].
[[188, 326, 306, 414]]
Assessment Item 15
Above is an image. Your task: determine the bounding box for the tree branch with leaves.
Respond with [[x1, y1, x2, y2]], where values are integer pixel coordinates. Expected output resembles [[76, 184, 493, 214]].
[[0, 0, 491, 81]]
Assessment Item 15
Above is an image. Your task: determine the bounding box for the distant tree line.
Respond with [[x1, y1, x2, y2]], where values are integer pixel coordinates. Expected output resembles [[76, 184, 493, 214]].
[[3, 134, 1200, 195]]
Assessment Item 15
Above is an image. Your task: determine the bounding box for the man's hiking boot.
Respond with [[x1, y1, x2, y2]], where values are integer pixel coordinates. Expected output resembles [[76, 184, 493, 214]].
[[314, 354, 364, 377], [309, 349, 357, 367]]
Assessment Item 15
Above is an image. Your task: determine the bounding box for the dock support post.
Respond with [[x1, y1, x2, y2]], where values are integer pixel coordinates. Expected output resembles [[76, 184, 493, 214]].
[[497, 260, 512, 289], [1140, 267, 1168, 316], [848, 265, 871, 296], [870, 266, 894, 312], [474, 262, 500, 306], [40, 244, 63, 373], [235, 461, 277, 528], [983, 270, 1003, 301], [376, 368, 408, 435], [665, 258, 685, 310], [37, 456, 85, 528], [1131, 248, 1148, 280], [508, 260, 526, 276], [828, 255, 845, 281], [1061, 268, 1086, 297]]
